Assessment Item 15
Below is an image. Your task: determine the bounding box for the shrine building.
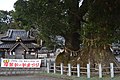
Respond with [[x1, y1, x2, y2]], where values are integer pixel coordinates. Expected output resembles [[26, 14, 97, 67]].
[[0, 29, 40, 59]]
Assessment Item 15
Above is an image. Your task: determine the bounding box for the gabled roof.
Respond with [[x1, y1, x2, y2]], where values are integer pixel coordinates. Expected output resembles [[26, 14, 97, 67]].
[[9, 42, 29, 52], [0, 29, 40, 51], [7, 29, 28, 38], [0, 29, 35, 42], [0, 42, 39, 49]]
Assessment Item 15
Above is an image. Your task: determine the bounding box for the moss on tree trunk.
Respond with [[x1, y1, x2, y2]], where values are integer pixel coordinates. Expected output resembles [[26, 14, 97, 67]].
[[56, 38, 120, 71]]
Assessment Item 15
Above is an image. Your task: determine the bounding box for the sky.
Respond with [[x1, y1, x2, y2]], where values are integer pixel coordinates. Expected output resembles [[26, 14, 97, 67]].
[[0, 0, 83, 11], [0, 0, 17, 11]]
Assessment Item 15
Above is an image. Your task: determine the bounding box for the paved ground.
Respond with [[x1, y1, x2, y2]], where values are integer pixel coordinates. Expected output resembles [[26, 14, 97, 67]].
[[0, 68, 71, 80], [0, 68, 69, 80], [0, 75, 68, 80]]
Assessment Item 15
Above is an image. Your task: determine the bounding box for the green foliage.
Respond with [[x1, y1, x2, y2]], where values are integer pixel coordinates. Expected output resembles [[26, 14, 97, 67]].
[[0, 10, 13, 33], [13, 0, 85, 48], [83, 0, 120, 44], [13, 0, 120, 48]]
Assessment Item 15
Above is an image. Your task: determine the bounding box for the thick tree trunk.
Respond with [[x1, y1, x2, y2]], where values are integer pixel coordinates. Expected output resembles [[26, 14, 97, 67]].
[[56, 38, 120, 69], [56, 33, 80, 65], [65, 32, 80, 50], [56, 0, 120, 73]]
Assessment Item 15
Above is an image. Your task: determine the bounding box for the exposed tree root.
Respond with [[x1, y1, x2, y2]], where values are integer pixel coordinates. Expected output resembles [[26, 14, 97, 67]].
[[55, 45, 120, 72]]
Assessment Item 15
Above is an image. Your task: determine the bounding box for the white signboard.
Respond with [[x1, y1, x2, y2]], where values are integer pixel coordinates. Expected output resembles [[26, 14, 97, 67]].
[[38, 54, 47, 58], [1, 58, 41, 68]]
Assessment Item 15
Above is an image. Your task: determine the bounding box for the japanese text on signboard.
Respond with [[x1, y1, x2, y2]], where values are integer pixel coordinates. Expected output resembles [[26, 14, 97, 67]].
[[1, 59, 41, 68]]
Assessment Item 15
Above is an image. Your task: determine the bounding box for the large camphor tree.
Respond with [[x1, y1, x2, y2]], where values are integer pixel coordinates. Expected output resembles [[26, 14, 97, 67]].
[[13, 0, 120, 68]]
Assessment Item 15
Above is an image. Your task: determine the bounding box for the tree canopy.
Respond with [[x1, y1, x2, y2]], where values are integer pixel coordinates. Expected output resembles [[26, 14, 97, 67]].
[[13, 0, 120, 67], [85, 0, 120, 44], [13, 0, 89, 49], [13, 0, 120, 48]]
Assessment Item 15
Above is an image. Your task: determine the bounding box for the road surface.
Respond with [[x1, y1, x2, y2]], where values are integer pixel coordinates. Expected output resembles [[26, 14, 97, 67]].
[[0, 75, 70, 80]]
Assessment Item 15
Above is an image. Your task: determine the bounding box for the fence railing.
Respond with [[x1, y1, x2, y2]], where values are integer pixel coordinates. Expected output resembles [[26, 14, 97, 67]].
[[47, 63, 120, 78]]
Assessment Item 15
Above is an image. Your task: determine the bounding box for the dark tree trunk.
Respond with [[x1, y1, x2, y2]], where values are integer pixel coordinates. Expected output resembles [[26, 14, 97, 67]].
[[55, 0, 81, 65], [65, 0, 81, 50], [56, 38, 120, 70], [56, 0, 120, 69]]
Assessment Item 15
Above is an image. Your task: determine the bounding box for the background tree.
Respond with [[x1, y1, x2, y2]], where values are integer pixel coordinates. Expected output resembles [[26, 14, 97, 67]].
[[0, 10, 14, 33]]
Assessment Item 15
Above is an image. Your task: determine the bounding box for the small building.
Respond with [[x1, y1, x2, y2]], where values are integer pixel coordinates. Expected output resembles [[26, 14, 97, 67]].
[[111, 43, 120, 62], [0, 29, 40, 59]]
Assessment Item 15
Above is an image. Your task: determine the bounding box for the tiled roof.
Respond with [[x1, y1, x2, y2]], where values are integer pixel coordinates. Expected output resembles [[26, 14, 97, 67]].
[[0, 29, 39, 51], [9, 42, 29, 52], [1, 38, 35, 41], [0, 42, 13, 48], [25, 43, 39, 48], [0, 42, 38, 49], [0, 29, 35, 41]]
